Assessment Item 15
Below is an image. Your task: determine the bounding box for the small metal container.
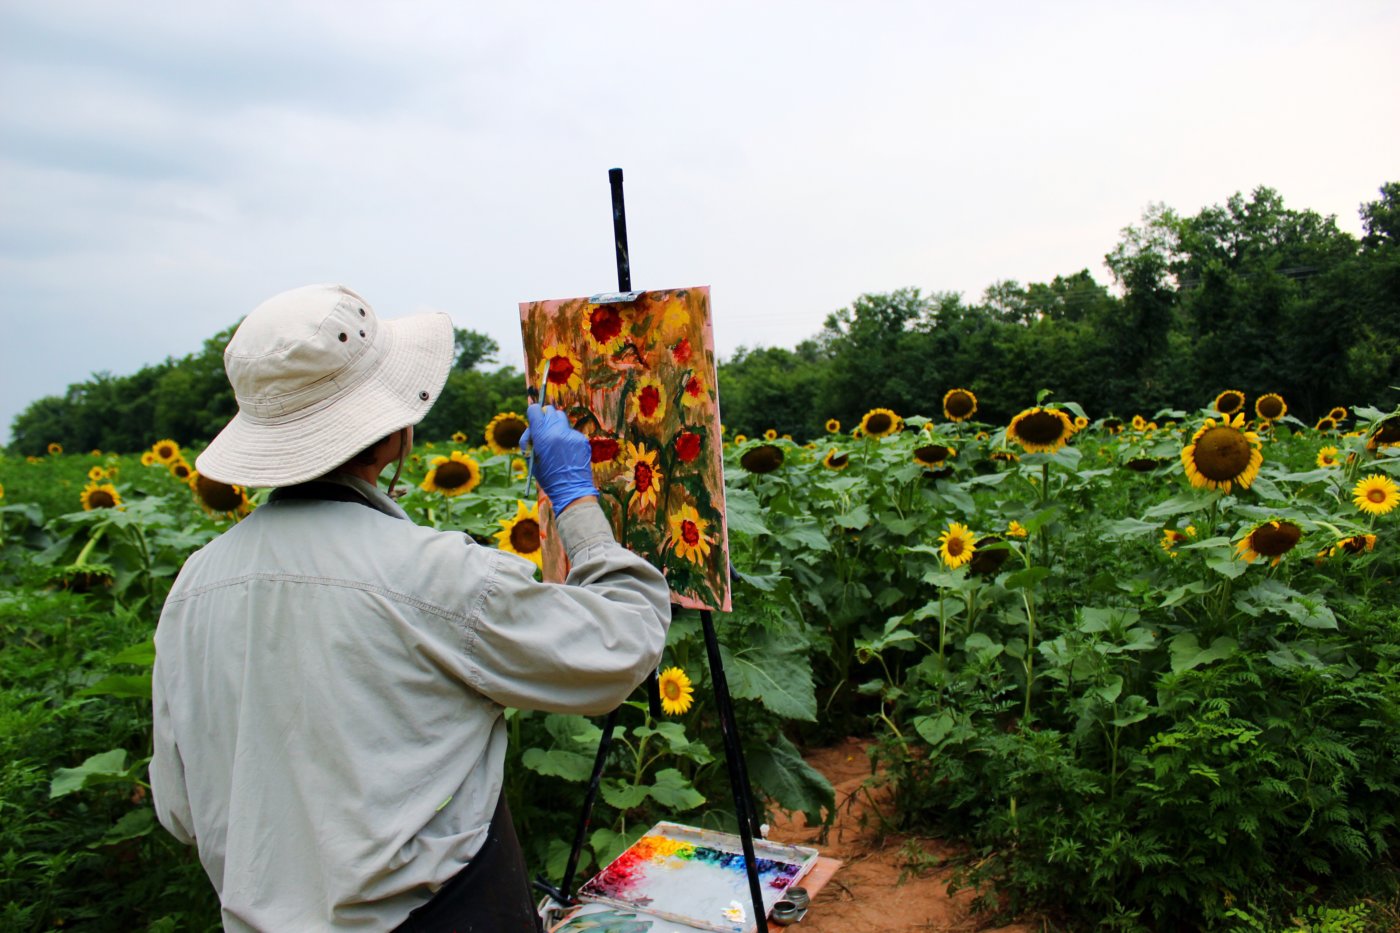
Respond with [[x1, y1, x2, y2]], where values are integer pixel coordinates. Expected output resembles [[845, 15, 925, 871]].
[[784, 886, 810, 910], [769, 899, 804, 925]]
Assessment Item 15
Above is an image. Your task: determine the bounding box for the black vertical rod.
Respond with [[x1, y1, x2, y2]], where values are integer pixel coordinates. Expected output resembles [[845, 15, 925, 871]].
[[554, 706, 621, 903], [609, 167, 631, 292], [700, 609, 769, 933]]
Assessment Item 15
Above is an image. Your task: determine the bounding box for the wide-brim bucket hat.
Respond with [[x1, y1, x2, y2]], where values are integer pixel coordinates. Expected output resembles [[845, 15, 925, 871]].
[[196, 283, 454, 488]]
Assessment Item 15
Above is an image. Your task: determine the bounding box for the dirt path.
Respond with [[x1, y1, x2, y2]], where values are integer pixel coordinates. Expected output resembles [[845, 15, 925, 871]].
[[765, 737, 1034, 933]]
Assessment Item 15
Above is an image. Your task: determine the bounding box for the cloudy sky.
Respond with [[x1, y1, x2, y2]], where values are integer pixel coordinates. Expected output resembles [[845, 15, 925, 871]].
[[2, 1, 1397, 443]]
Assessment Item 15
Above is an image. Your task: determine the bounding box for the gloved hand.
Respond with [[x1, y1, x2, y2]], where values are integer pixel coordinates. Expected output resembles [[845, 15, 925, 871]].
[[520, 403, 598, 513]]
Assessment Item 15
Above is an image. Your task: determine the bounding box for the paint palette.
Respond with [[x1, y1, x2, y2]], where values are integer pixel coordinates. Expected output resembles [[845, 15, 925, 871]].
[[569, 822, 818, 933]]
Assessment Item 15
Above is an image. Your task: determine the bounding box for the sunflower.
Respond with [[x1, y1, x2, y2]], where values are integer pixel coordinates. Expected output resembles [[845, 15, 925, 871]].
[[0, 482, 5, 501], [484, 412, 529, 455], [629, 376, 667, 425], [1367, 416, 1400, 452], [969, 536, 1008, 576], [859, 407, 900, 438], [140, 451, 157, 466], [1212, 390, 1246, 416], [1073, 416, 1089, 431], [938, 522, 977, 569], [667, 504, 711, 566], [913, 444, 955, 468], [1316, 446, 1339, 468], [1006, 520, 1028, 538], [1159, 526, 1196, 557], [623, 442, 662, 509], [1328, 406, 1349, 422], [47, 442, 63, 456], [825, 418, 841, 434], [681, 373, 707, 409], [512, 457, 528, 479], [990, 449, 1020, 463], [151, 439, 181, 464], [934, 388, 977, 423], [584, 303, 626, 353], [192, 473, 249, 516], [763, 429, 778, 441], [539, 343, 584, 393], [1353, 474, 1399, 516], [1234, 520, 1302, 566], [739, 444, 784, 474], [1255, 393, 1287, 422], [822, 448, 849, 470], [87, 466, 107, 481], [495, 500, 543, 568], [1131, 414, 1147, 432], [852, 427, 864, 439], [1006, 407, 1076, 454], [1102, 417, 1123, 434], [671, 337, 693, 365], [1315, 417, 1337, 432], [1180, 413, 1264, 493], [169, 459, 194, 482], [81, 483, 122, 511], [1330, 533, 1377, 557], [733, 434, 748, 445], [451, 431, 468, 444], [420, 451, 482, 497], [657, 666, 695, 716]]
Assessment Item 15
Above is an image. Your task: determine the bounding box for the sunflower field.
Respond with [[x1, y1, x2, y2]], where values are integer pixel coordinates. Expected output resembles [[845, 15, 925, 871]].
[[2, 396, 1399, 931]]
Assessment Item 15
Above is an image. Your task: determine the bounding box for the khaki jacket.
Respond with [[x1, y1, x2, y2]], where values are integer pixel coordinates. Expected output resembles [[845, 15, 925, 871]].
[[150, 472, 670, 931]]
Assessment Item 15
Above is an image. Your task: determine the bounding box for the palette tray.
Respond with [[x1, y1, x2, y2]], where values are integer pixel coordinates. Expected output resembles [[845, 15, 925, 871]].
[[570, 822, 819, 933]]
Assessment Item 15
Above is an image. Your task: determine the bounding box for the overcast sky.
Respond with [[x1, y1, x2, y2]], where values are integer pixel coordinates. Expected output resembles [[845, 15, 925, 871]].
[[2, 1, 1397, 444]]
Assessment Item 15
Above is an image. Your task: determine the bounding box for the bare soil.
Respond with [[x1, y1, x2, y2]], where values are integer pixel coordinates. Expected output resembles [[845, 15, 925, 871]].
[[765, 737, 1035, 933]]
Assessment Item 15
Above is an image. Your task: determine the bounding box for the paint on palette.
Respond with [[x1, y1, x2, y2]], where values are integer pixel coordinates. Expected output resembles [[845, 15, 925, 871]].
[[576, 824, 817, 933]]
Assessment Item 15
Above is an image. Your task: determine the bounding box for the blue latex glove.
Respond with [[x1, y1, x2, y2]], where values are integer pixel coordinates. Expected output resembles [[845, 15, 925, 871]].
[[519, 403, 597, 513]]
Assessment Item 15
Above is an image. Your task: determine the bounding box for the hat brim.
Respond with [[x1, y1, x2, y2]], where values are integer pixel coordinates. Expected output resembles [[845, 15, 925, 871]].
[[195, 312, 454, 488]]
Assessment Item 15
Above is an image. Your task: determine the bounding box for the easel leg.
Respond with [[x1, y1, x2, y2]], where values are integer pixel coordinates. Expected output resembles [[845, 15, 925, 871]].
[[700, 609, 770, 933]]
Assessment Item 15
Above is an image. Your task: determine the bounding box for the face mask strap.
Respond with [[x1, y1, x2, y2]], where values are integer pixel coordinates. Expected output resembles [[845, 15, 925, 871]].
[[386, 428, 409, 499]]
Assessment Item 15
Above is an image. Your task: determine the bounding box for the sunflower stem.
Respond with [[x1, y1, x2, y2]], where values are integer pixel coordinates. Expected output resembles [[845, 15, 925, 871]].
[[1021, 589, 1037, 726]]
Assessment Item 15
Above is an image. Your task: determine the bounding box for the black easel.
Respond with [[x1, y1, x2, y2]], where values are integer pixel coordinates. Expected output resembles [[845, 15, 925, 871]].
[[533, 168, 770, 933]]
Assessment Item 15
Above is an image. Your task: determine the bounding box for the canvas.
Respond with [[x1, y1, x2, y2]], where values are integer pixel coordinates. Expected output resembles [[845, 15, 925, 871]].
[[519, 287, 731, 611]]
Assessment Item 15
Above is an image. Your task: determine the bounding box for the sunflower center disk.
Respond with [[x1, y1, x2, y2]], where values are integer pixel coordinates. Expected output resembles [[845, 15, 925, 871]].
[[865, 414, 892, 434], [435, 463, 472, 489], [510, 520, 541, 554], [1253, 522, 1301, 556], [1016, 411, 1067, 445], [1193, 427, 1251, 480], [198, 477, 243, 512]]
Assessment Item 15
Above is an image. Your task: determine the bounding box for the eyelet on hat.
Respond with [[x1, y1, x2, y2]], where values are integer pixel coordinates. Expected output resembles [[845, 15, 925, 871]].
[[338, 333, 348, 342], [419, 391, 430, 401], [359, 308, 366, 316], [359, 330, 366, 337]]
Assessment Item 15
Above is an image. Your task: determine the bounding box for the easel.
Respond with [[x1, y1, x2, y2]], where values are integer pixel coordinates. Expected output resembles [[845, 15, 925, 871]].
[[533, 168, 771, 933]]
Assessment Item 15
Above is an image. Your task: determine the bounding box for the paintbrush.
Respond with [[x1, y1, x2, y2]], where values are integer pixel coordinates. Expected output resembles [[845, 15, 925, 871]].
[[523, 383, 542, 497]]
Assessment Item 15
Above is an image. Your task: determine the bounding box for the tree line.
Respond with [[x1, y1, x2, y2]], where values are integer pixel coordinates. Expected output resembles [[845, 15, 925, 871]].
[[9, 182, 1398, 456]]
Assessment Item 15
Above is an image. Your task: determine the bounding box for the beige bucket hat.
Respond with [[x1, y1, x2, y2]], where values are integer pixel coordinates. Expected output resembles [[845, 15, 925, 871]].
[[196, 283, 454, 488]]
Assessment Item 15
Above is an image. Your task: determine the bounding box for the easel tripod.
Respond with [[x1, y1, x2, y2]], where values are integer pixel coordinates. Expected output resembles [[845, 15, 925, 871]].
[[532, 169, 772, 933]]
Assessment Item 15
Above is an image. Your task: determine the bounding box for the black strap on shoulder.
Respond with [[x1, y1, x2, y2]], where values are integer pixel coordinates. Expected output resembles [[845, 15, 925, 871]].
[[268, 481, 375, 508]]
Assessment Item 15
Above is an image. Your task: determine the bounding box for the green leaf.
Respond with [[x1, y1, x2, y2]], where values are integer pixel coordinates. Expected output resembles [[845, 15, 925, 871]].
[[50, 749, 131, 799], [601, 780, 650, 810], [521, 747, 595, 782], [913, 710, 955, 745], [721, 635, 818, 721], [107, 639, 156, 668], [1169, 633, 1238, 674], [1004, 566, 1050, 590], [1102, 517, 1160, 540], [1092, 674, 1125, 704], [834, 504, 871, 530], [744, 734, 834, 824], [1205, 553, 1247, 579], [725, 488, 770, 536], [78, 673, 152, 700], [90, 807, 156, 848], [1145, 489, 1218, 519], [592, 826, 644, 867], [775, 523, 831, 553], [647, 768, 705, 810], [1110, 694, 1150, 728]]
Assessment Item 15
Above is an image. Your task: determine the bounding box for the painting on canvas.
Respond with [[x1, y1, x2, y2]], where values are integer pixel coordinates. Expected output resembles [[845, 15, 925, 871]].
[[519, 287, 731, 611]]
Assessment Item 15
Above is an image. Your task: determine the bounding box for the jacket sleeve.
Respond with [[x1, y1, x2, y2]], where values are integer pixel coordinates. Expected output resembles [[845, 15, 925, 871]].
[[462, 500, 672, 714], [149, 652, 196, 846]]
